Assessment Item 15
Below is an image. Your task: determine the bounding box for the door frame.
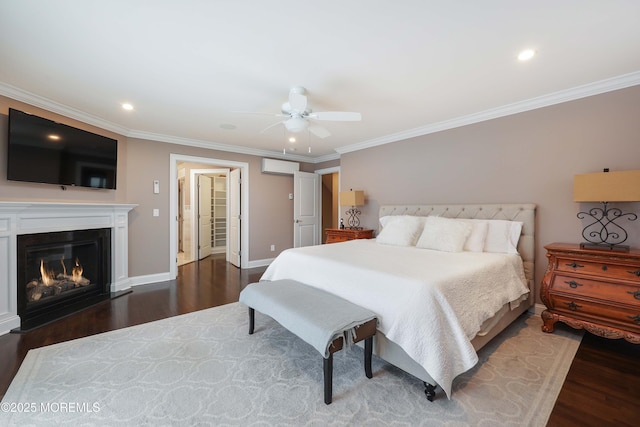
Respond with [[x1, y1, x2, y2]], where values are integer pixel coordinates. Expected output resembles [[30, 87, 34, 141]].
[[169, 154, 250, 278]]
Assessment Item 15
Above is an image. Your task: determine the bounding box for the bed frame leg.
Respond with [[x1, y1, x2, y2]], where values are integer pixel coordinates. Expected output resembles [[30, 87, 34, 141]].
[[364, 336, 373, 378], [324, 354, 333, 404], [424, 382, 437, 402], [248, 307, 255, 334]]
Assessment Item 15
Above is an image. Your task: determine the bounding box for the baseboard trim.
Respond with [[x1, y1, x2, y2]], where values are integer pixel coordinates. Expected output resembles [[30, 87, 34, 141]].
[[247, 258, 274, 268], [128, 272, 173, 288]]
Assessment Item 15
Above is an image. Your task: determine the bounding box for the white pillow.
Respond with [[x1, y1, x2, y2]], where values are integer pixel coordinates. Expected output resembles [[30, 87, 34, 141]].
[[479, 219, 523, 254], [416, 216, 472, 252], [457, 219, 489, 252], [379, 215, 426, 229], [376, 216, 424, 246]]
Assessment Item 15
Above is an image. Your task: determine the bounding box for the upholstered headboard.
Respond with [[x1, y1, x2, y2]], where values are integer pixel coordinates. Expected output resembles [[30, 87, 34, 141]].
[[378, 204, 536, 292]]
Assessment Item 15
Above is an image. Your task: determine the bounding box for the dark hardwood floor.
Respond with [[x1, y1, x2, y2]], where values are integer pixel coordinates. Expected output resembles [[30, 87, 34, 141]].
[[1, 254, 639, 425]]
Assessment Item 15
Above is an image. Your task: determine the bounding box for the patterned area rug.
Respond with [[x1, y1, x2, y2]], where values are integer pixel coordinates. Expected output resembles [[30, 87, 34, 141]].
[[1, 302, 582, 426]]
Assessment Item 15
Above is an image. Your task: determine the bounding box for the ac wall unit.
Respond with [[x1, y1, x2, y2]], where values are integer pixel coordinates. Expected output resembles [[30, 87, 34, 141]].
[[261, 158, 300, 175]]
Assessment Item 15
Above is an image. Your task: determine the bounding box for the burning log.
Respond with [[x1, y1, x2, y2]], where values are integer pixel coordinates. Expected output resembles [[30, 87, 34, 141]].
[[26, 257, 92, 302]]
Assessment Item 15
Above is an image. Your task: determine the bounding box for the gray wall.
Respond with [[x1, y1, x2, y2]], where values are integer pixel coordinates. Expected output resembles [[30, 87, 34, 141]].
[[339, 85, 640, 303]]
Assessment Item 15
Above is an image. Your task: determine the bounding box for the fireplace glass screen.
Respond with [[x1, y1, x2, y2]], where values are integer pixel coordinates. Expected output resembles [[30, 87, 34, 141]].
[[17, 228, 111, 330]]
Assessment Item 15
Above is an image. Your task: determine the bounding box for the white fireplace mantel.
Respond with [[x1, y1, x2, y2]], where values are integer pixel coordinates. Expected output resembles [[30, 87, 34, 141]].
[[0, 202, 137, 335]]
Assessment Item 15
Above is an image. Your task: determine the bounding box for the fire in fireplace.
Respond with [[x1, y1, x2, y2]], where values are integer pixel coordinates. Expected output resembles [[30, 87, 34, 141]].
[[16, 228, 111, 331], [27, 256, 91, 302]]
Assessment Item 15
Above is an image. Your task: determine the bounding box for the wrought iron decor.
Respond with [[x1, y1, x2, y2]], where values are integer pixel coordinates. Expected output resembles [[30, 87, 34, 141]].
[[577, 201, 637, 251], [345, 206, 362, 229]]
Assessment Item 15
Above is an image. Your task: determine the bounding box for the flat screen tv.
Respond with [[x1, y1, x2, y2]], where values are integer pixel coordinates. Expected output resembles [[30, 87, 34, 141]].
[[7, 108, 117, 189]]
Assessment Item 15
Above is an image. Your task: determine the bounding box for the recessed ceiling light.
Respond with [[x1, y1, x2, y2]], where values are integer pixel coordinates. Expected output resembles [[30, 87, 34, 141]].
[[121, 103, 134, 111], [288, 137, 296, 143], [48, 134, 60, 140], [517, 49, 536, 61]]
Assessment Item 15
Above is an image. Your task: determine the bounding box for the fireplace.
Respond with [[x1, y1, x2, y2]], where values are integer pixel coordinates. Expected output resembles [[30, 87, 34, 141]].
[[16, 228, 111, 331], [0, 202, 136, 335]]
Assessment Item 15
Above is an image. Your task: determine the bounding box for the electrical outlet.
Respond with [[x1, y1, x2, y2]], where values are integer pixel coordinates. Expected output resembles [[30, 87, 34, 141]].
[[270, 245, 275, 251]]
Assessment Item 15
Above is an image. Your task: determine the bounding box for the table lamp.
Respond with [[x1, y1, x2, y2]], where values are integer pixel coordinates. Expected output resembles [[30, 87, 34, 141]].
[[574, 169, 640, 252]]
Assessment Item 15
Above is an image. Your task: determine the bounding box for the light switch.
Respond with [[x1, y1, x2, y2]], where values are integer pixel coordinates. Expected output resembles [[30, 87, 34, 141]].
[[153, 180, 160, 194], [153, 209, 159, 217]]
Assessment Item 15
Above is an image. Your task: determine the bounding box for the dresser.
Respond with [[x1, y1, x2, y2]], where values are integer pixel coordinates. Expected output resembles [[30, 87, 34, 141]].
[[540, 243, 640, 344], [325, 228, 374, 244]]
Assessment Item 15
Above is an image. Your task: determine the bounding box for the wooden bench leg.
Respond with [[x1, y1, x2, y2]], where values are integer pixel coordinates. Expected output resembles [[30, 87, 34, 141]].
[[364, 336, 373, 379], [323, 354, 333, 405], [248, 307, 255, 334]]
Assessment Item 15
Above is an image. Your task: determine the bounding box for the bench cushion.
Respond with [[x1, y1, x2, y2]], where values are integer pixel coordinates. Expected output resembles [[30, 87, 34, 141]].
[[239, 279, 377, 358]]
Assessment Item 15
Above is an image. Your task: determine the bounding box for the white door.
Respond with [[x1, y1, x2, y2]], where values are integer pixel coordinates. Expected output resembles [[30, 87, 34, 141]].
[[293, 171, 320, 247], [229, 168, 241, 267], [198, 175, 212, 259]]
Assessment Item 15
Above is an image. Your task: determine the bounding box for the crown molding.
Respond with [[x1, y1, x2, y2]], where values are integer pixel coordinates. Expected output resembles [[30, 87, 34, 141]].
[[127, 130, 322, 163], [0, 81, 327, 163], [0, 82, 130, 136], [336, 71, 640, 155], [4, 71, 639, 162]]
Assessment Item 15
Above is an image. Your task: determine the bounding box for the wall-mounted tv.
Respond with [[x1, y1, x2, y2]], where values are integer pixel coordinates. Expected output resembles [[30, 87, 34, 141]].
[[7, 108, 117, 190]]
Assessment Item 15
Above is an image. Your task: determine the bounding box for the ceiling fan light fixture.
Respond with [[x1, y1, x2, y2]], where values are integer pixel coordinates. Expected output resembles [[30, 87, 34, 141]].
[[284, 116, 308, 133]]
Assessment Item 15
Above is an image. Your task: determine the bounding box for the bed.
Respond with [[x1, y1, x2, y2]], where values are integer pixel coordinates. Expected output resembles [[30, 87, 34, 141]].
[[261, 203, 536, 399]]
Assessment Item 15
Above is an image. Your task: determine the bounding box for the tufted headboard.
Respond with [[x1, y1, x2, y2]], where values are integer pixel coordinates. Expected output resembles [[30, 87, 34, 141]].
[[379, 204, 536, 294]]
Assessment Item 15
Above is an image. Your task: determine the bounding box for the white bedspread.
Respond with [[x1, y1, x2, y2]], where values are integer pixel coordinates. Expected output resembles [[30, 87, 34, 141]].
[[261, 239, 529, 398]]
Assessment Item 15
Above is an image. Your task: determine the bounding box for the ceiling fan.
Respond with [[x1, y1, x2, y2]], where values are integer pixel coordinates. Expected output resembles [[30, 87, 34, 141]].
[[257, 86, 361, 139]]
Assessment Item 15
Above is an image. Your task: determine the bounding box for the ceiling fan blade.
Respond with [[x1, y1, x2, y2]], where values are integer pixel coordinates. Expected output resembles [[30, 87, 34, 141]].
[[260, 120, 285, 134], [289, 91, 307, 112], [308, 124, 331, 139], [308, 111, 361, 121], [231, 110, 288, 118]]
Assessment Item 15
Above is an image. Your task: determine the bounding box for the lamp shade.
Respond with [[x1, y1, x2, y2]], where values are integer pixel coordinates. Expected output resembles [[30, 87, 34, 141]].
[[574, 170, 640, 202], [340, 190, 365, 206]]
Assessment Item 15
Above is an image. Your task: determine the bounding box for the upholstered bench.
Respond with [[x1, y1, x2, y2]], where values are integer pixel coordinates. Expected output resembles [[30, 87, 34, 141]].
[[239, 279, 377, 404]]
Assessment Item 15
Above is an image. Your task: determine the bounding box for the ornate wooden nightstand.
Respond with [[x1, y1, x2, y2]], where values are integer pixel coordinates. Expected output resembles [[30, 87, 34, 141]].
[[325, 228, 374, 244], [540, 243, 640, 344]]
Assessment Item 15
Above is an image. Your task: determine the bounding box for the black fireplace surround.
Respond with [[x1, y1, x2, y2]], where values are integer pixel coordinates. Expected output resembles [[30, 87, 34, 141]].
[[16, 228, 111, 331]]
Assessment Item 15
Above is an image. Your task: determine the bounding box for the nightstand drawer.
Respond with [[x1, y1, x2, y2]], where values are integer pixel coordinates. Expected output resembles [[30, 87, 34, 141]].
[[541, 243, 640, 343], [551, 274, 640, 307], [325, 228, 374, 244], [326, 234, 350, 244], [556, 256, 640, 283], [548, 294, 640, 332]]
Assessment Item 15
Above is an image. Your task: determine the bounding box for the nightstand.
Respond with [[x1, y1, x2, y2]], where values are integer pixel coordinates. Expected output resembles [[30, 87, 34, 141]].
[[540, 243, 640, 344], [325, 228, 374, 244]]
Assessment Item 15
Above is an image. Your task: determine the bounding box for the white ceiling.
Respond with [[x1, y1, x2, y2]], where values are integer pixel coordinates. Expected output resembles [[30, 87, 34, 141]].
[[1, 1, 640, 162]]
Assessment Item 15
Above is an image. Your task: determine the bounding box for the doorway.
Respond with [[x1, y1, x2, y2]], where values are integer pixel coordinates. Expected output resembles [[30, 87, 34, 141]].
[[169, 154, 249, 280], [315, 166, 340, 244], [190, 168, 229, 262]]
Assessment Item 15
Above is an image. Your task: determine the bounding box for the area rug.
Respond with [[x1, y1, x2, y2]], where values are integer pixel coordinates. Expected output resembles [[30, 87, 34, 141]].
[[1, 302, 582, 426]]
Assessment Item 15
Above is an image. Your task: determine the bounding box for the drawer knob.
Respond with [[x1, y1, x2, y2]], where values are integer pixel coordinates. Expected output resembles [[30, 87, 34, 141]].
[[629, 315, 640, 325], [628, 290, 640, 300], [566, 262, 584, 269], [627, 269, 640, 277], [565, 301, 582, 311], [565, 280, 583, 289]]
